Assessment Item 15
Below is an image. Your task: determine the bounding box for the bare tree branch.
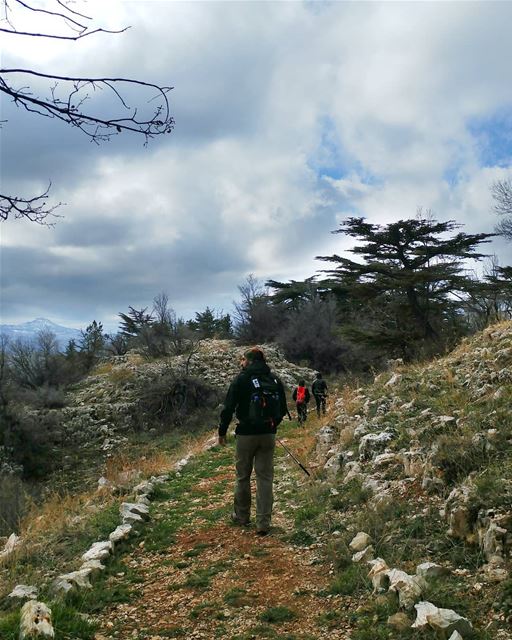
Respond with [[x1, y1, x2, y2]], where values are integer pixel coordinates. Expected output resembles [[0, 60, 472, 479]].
[[0, 184, 63, 224], [0, 0, 175, 224]]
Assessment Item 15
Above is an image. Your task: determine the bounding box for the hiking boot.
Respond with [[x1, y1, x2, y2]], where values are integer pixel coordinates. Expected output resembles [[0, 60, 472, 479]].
[[231, 513, 250, 527]]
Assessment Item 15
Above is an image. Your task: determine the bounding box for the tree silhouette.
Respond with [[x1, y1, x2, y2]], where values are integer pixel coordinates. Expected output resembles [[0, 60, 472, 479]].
[[0, 0, 174, 223]]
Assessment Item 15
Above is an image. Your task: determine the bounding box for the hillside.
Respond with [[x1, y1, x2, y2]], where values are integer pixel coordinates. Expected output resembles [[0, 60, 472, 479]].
[[0, 324, 511, 639]]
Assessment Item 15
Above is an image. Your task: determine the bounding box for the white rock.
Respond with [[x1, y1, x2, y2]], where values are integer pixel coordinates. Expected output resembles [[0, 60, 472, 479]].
[[80, 559, 106, 577], [8, 584, 38, 600], [352, 545, 374, 563], [56, 569, 93, 591], [0, 532, 21, 562], [19, 601, 54, 639], [412, 601, 473, 636], [81, 540, 112, 562], [133, 480, 154, 496], [349, 532, 372, 552], [373, 453, 400, 468], [416, 562, 450, 579], [120, 502, 150, 522], [385, 373, 402, 387], [109, 523, 132, 544], [448, 632, 464, 640], [368, 558, 389, 592], [387, 569, 425, 610]]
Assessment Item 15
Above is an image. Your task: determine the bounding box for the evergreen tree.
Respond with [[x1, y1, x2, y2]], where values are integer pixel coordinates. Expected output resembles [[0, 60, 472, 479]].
[[316, 215, 495, 357]]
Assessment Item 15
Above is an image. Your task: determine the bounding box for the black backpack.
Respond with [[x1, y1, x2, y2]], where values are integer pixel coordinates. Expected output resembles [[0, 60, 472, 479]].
[[248, 374, 282, 426]]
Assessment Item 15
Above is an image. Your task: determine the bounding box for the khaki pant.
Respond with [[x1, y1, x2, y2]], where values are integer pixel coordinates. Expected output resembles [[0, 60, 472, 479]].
[[234, 434, 275, 531]]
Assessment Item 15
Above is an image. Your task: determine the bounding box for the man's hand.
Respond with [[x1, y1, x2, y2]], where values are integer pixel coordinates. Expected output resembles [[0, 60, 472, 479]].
[[218, 435, 227, 446]]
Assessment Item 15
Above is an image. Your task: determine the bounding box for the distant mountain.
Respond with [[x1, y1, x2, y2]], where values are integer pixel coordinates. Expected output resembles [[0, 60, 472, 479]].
[[0, 318, 82, 350]]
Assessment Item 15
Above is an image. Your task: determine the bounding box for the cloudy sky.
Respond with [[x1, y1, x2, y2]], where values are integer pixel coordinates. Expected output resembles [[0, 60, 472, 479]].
[[1, 0, 512, 331]]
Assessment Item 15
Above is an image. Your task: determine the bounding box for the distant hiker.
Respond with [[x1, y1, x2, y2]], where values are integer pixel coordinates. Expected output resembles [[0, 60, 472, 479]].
[[292, 379, 310, 426], [218, 347, 288, 536], [312, 372, 328, 417]]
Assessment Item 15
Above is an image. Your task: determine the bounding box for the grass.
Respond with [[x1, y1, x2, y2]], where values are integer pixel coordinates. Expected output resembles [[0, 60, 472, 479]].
[[259, 606, 297, 624]]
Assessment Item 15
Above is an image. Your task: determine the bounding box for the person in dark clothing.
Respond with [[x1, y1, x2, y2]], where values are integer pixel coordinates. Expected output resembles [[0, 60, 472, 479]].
[[312, 372, 328, 417], [218, 347, 288, 536], [292, 379, 310, 425]]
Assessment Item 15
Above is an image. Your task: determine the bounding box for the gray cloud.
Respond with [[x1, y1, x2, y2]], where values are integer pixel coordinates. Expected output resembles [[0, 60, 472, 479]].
[[2, 1, 512, 328]]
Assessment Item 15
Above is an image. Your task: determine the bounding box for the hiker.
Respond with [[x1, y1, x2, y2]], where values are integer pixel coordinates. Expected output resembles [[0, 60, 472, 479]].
[[292, 379, 310, 425], [312, 372, 328, 417], [218, 347, 288, 536]]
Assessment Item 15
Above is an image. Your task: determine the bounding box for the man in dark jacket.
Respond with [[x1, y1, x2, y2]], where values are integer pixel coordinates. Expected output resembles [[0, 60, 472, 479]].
[[312, 372, 328, 417], [218, 347, 287, 536]]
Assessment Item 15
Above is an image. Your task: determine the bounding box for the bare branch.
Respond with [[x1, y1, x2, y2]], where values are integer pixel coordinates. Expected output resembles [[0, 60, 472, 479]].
[[0, 185, 63, 224], [0, 0, 175, 223]]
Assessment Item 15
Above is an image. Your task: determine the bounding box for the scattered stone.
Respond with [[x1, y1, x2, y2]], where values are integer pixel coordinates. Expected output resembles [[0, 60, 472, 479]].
[[368, 558, 390, 593], [349, 532, 372, 552], [416, 562, 450, 579], [0, 532, 21, 562], [8, 584, 38, 600], [81, 540, 113, 562], [109, 523, 133, 545], [19, 601, 54, 638], [352, 545, 374, 563], [412, 601, 473, 636]]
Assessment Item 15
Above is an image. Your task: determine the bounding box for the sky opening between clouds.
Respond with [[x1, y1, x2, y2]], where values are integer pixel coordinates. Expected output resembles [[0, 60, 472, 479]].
[[1, 0, 511, 330]]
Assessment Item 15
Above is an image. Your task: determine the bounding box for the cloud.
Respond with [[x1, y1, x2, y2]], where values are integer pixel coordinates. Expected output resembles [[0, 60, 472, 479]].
[[2, 1, 512, 327]]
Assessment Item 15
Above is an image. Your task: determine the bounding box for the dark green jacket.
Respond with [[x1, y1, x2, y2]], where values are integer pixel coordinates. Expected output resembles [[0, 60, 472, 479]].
[[218, 361, 287, 436]]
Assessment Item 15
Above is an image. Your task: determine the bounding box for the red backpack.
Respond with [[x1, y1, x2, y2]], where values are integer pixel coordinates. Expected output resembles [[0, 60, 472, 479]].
[[296, 386, 306, 404]]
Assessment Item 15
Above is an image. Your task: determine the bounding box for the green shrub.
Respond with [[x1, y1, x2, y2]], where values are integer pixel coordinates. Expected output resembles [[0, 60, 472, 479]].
[[259, 606, 297, 624]]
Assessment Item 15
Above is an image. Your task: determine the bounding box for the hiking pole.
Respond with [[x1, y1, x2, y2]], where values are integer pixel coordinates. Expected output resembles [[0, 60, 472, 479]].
[[277, 438, 311, 477]]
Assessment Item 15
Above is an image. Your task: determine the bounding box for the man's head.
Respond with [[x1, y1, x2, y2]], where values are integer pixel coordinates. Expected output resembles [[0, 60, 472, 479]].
[[241, 346, 266, 368]]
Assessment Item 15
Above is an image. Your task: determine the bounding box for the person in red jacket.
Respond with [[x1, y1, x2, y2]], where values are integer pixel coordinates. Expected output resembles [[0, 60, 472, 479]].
[[292, 379, 310, 426]]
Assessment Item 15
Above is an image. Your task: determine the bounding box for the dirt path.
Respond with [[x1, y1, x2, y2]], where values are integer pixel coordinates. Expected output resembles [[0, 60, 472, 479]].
[[94, 423, 356, 640]]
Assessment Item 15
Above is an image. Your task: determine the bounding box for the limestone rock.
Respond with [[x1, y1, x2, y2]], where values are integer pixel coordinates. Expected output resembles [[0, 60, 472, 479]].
[[109, 523, 132, 544], [412, 601, 473, 636], [416, 562, 450, 579], [54, 569, 93, 593], [349, 532, 372, 552], [352, 545, 374, 563], [368, 558, 390, 592], [19, 601, 54, 639], [120, 502, 150, 524], [80, 558, 106, 577], [0, 532, 21, 562], [81, 540, 112, 562], [387, 569, 426, 610], [359, 431, 396, 461], [8, 584, 38, 601]]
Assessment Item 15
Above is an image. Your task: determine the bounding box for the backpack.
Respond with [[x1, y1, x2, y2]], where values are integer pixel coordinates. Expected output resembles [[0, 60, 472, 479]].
[[248, 374, 282, 426], [296, 386, 306, 404]]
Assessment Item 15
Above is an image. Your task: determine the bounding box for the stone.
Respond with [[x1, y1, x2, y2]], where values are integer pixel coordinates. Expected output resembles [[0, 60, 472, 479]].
[[402, 450, 425, 477], [8, 584, 38, 600], [323, 451, 343, 477], [416, 562, 450, 579], [80, 559, 106, 578], [120, 502, 150, 523], [109, 523, 133, 544], [54, 569, 93, 593], [385, 373, 402, 387], [81, 540, 113, 562], [448, 632, 464, 640], [368, 558, 390, 592], [359, 431, 396, 461], [412, 601, 473, 636], [352, 545, 374, 563], [0, 532, 21, 562], [133, 480, 155, 496], [387, 569, 425, 610], [19, 601, 54, 638], [349, 532, 372, 552], [387, 612, 411, 631]]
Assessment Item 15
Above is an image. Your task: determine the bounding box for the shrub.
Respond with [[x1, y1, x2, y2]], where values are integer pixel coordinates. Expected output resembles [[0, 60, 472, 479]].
[[133, 367, 220, 431], [0, 473, 27, 535]]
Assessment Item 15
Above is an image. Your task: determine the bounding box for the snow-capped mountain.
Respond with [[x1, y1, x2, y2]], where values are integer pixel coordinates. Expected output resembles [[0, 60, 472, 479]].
[[0, 318, 82, 350]]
